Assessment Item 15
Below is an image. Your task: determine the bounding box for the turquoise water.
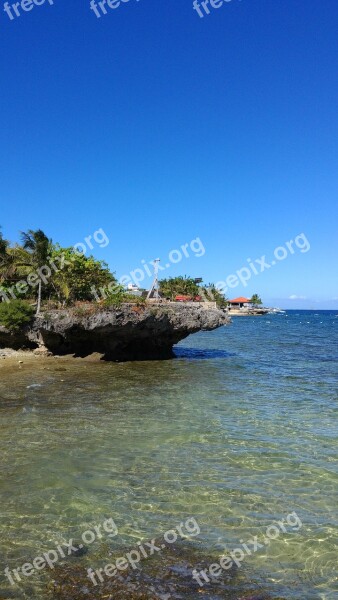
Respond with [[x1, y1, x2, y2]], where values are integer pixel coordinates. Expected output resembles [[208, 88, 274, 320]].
[[0, 310, 337, 599]]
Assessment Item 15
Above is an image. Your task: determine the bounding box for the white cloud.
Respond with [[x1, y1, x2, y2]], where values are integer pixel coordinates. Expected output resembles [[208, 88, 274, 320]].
[[289, 295, 307, 300]]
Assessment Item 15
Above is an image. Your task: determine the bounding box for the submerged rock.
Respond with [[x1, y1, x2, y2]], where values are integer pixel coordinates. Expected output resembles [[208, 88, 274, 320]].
[[68, 544, 89, 558], [49, 539, 285, 600]]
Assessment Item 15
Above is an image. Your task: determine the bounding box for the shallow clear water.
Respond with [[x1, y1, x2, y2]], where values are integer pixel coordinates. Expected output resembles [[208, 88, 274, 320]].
[[0, 310, 337, 599]]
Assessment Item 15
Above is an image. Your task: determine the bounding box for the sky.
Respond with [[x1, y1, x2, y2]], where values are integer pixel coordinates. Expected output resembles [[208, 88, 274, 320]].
[[0, 0, 337, 309]]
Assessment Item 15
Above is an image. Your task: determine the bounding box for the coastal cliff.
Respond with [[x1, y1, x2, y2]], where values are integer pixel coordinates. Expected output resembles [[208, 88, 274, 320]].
[[0, 304, 229, 361]]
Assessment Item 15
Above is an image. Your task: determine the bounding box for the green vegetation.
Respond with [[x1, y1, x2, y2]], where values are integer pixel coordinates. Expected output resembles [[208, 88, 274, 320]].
[[0, 299, 35, 330], [159, 276, 228, 308], [102, 290, 137, 308], [49, 246, 115, 305], [203, 283, 228, 308], [250, 293, 263, 306], [0, 228, 8, 259], [0, 227, 230, 312], [21, 229, 50, 314], [159, 276, 200, 301], [0, 227, 118, 310]]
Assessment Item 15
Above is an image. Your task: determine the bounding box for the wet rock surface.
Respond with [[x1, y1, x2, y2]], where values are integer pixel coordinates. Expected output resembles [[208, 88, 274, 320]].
[[50, 540, 286, 600]]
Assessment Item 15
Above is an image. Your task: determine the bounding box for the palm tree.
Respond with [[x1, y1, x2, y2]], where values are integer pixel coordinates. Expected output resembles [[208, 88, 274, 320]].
[[0, 227, 8, 264], [0, 230, 30, 301], [21, 229, 50, 314], [250, 293, 262, 306], [0, 227, 10, 288]]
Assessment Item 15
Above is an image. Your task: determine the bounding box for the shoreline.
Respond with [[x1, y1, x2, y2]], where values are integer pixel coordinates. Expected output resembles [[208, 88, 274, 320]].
[[0, 348, 106, 373], [228, 310, 269, 316]]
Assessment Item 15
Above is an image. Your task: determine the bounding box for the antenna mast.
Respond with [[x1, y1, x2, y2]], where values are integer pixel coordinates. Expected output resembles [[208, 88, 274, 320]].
[[147, 258, 160, 301]]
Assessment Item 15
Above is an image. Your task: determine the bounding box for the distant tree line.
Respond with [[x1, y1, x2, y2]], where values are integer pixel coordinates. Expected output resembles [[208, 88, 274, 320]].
[[159, 276, 228, 308]]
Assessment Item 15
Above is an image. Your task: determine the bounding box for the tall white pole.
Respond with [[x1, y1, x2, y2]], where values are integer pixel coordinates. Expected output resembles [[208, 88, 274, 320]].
[[147, 259, 160, 301]]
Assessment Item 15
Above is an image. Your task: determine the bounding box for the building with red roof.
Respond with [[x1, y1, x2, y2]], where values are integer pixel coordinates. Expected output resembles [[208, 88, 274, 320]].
[[229, 296, 251, 308]]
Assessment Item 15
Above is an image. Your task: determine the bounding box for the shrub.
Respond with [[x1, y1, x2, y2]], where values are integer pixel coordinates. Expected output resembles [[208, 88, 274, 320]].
[[0, 300, 35, 330], [102, 296, 123, 308], [101, 288, 129, 308]]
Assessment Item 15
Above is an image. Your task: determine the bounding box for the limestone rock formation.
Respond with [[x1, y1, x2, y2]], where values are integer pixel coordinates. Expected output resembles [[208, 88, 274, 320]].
[[0, 304, 230, 361]]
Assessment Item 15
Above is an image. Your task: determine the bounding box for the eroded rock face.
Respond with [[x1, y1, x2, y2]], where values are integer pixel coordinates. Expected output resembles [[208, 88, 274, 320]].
[[0, 304, 230, 361]]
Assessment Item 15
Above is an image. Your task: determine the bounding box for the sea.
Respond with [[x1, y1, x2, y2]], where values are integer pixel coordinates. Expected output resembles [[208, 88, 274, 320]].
[[0, 310, 337, 600]]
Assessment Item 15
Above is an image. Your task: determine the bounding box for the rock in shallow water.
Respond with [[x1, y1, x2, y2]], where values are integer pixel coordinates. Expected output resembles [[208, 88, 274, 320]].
[[49, 540, 286, 600], [0, 304, 230, 361]]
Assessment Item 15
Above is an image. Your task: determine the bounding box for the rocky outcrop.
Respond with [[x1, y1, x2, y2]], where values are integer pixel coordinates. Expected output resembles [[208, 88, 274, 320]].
[[0, 304, 229, 361]]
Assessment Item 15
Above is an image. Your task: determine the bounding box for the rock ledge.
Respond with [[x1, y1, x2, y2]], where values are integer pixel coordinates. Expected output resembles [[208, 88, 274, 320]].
[[0, 304, 230, 361]]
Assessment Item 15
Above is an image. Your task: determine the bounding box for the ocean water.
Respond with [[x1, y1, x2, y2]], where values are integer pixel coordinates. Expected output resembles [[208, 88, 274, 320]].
[[0, 310, 337, 599]]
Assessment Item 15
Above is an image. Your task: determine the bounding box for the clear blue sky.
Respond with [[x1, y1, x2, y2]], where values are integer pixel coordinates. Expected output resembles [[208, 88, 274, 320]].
[[0, 0, 337, 308]]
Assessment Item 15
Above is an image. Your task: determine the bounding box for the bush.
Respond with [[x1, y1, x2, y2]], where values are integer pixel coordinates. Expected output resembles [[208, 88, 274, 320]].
[[102, 296, 123, 308], [0, 300, 35, 330]]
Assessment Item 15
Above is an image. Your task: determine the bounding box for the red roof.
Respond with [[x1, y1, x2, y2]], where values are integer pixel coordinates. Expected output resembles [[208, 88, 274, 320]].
[[229, 297, 251, 303]]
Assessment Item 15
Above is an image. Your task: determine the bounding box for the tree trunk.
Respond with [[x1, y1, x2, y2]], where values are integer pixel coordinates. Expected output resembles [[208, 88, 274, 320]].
[[36, 280, 42, 315]]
